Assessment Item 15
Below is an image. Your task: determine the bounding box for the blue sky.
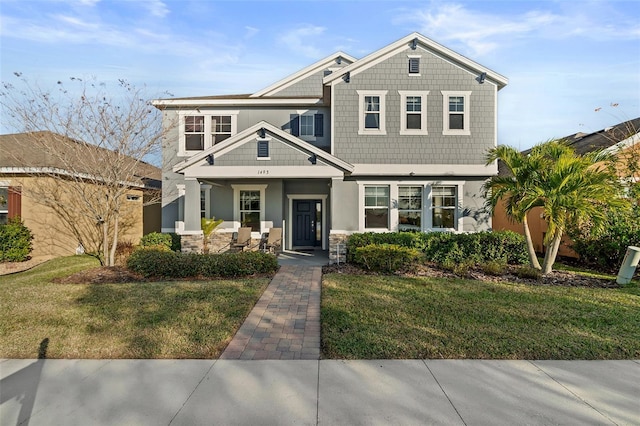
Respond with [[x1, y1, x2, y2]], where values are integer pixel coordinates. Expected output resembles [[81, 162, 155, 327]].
[[1, 0, 639, 149]]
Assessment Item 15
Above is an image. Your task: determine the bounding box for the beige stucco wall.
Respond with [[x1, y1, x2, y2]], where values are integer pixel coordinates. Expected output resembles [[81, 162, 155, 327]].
[[3, 175, 144, 259]]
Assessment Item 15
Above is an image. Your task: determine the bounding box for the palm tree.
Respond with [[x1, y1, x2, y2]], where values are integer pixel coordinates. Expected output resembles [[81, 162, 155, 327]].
[[533, 141, 626, 274], [483, 145, 543, 270], [201, 217, 224, 254]]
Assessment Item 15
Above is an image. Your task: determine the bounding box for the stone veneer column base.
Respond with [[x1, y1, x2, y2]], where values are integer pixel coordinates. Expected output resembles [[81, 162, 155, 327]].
[[329, 233, 349, 265], [181, 234, 203, 254]]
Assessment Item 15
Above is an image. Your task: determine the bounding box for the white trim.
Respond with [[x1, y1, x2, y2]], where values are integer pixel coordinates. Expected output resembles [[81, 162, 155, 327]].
[[200, 184, 211, 218], [153, 98, 323, 107], [286, 194, 328, 250], [602, 132, 640, 155], [442, 91, 471, 136], [178, 110, 239, 156], [251, 52, 356, 97], [355, 180, 465, 233], [323, 32, 508, 89], [173, 121, 354, 174], [357, 90, 387, 135], [407, 54, 421, 76], [351, 163, 496, 176], [232, 184, 268, 236], [399, 90, 429, 135], [0, 167, 151, 189]]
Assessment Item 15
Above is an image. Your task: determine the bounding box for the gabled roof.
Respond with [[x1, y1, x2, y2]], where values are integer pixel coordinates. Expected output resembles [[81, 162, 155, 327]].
[[563, 117, 640, 155], [250, 52, 357, 98], [323, 32, 508, 89], [0, 131, 161, 189], [173, 121, 354, 174]]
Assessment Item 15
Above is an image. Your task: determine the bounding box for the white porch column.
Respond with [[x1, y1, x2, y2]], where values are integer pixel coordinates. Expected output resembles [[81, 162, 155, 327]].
[[183, 178, 202, 234]]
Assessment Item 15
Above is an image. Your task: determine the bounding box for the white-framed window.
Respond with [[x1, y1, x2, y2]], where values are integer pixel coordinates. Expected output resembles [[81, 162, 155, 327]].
[[232, 184, 267, 234], [364, 185, 389, 229], [441, 91, 471, 135], [179, 111, 238, 155], [431, 186, 457, 230], [357, 90, 387, 135], [398, 186, 422, 231], [399, 91, 429, 135], [408, 55, 421, 76], [0, 187, 8, 225], [291, 110, 322, 141]]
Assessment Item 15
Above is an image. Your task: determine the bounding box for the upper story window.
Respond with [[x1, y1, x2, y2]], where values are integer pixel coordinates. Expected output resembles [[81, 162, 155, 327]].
[[290, 111, 323, 141], [179, 111, 238, 155], [441, 91, 471, 136], [357, 90, 387, 135], [399, 91, 429, 135]]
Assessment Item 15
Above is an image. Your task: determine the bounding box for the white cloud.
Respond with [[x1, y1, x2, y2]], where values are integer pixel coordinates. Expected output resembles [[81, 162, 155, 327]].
[[146, 0, 169, 18], [244, 26, 259, 39], [396, 2, 639, 57], [279, 25, 326, 58]]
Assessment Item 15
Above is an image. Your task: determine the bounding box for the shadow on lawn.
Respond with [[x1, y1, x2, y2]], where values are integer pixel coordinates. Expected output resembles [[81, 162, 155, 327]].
[[74, 280, 266, 358]]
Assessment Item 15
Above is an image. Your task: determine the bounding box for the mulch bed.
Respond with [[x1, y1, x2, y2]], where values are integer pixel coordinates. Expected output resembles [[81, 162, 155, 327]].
[[322, 263, 621, 288], [52, 266, 146, 284]]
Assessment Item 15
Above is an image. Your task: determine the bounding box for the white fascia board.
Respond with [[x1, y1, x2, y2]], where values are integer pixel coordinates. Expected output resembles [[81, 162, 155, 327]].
[[602, 132, 640, 155], [250, 52, 357, 98], [183, 165, 344, 179], [174, 121, 354, 174], [351, 163, 497, 176], [0, 167, 149, 188], [152, 98, 324, 107], [323, 32, 508, 89]]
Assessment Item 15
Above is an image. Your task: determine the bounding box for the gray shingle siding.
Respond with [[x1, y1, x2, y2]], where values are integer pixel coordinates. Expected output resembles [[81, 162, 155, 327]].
[[333, 47, 496, 165], [214, 139, 326, 167]]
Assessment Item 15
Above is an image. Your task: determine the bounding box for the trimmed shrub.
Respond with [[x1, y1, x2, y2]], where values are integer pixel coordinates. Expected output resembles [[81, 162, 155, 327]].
[[126, 248, 278, 278], [481, 260, 507, 276], [0, 217, 33, 262], [353, 244, 421, 273], [515, 265, 542, 280], [346, 230, 528, 267], [140, 232, 174, 251]]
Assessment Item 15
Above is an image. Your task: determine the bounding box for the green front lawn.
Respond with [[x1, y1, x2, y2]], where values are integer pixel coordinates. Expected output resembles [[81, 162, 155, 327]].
[[0, 256, 269, 358], [322, 273, 640, 359]]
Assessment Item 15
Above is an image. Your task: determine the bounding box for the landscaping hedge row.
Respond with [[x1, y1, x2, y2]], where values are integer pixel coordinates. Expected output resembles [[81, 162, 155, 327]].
[[139, 232, 181, 252], [127, 249, 278, 278], [347, 231, 528, 270]]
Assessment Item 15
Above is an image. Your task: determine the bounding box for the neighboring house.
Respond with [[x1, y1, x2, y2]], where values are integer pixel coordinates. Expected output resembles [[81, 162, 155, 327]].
[[153, 32, 508, 261], [492, 117, 640, 257], [0, 131, 162, 259]]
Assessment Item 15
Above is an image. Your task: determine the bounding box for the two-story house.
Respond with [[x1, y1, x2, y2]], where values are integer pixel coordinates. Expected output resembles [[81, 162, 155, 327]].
[[153, 32, 508, 262]]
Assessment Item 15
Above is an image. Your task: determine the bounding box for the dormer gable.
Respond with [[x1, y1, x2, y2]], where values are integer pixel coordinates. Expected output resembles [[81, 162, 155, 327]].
[[251, 52, 356, 98], [323, 32, 508, 89]]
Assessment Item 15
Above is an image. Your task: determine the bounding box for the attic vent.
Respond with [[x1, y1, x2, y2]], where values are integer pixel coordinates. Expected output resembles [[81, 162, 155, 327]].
[[409, 57, 420, 74], [257, 140, 269, 158]]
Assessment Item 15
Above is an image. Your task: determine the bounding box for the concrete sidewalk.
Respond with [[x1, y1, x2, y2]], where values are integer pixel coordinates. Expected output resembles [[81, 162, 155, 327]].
[[2, 359, 638, 425]]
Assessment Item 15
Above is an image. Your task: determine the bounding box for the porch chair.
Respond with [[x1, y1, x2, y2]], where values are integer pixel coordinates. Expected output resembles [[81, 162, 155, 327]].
[[231, 227, 252, 252], [263, 227, 282, 255]]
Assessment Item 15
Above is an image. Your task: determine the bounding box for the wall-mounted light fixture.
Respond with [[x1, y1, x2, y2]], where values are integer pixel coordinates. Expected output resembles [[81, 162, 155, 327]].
[[476, 72, 486, 84], [308, 154, 317, 165], [337, 56, 342, 64], [206, 154, 214, 165], [411, 38, 418, 50], [343, 72, 350, 83], [258, 127, 266, 138]]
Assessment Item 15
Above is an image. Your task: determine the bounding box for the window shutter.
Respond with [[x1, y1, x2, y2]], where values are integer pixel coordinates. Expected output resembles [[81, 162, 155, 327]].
[[257, 141, 269, 158], [290, 114, 300, 137], [314, 114, 323, 137], [8, 186, 21, 219], [409, 58, 420, 74]]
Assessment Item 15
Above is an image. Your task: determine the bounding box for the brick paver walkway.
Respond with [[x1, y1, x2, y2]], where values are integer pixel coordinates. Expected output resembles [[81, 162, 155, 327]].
[[220, 265, 321, 360]]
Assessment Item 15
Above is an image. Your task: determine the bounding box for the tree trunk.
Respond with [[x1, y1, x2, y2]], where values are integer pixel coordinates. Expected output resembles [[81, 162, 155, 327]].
[[108, 215, 119, 267], [542, 230, 563, 274], [102, 222, 108, 266], [522, 215, 541, 270]]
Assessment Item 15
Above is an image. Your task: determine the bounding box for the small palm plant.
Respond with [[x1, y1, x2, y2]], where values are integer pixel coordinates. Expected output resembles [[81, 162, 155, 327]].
[[201, 217, 224, 254]]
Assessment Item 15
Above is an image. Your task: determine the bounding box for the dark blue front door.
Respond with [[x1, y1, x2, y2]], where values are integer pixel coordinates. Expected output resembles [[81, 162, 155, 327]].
[[293, 200, 321, 247]]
